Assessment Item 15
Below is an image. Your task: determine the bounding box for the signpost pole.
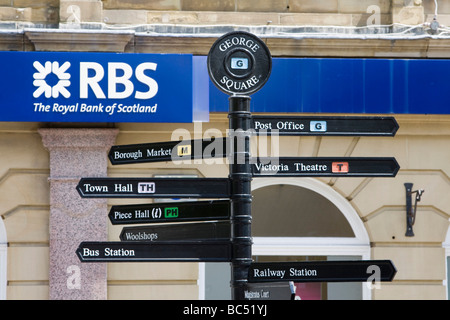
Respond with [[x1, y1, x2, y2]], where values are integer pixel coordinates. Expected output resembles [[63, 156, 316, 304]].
[[228, 95, 253, 300], [207, 30, 272, 300]]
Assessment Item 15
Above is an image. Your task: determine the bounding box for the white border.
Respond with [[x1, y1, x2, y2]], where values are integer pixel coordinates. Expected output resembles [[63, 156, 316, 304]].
[[0, 218, 6, 300], [198, 262, 206, 300], [444, 223, 450, 300]]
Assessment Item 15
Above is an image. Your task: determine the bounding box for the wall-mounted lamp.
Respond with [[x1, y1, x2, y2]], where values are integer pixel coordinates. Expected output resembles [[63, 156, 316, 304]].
[[404, 183, 424, 237]]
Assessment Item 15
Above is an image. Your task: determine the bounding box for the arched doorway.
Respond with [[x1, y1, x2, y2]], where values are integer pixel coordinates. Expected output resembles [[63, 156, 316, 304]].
[[200, 177, 371, 300], [251, 178, 371, 300]]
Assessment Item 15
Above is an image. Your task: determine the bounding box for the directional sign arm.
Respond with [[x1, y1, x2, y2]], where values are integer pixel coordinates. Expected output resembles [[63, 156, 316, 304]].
[[76, 177, 231, 198], [248, 260, 397, 283], [119, 221, 231, 242], [77, 240, 232, 262], [252, 157, 400, 177], [108, 137, 228, 165], [244, 282, 295, 300], [251, 116, 399, 136], [109, 200, 230, 225], [108, 140, 178, 164]]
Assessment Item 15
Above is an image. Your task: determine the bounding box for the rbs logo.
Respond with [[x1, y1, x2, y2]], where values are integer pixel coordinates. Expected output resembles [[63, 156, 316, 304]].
[[33, 61, 159, 100], [33, 61, 71, 98]]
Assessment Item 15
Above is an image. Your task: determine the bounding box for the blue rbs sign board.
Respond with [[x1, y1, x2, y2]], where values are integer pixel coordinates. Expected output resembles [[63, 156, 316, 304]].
[[1, 52, 449, 123], [0, 51, 203, 123], [209, 57, 450, 115]]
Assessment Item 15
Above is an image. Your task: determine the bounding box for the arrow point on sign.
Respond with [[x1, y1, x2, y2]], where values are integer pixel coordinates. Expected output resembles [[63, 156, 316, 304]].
[[391, 117, 400, 136], [392, 158, 401, 177], [75, 179, 84, 197], [387, 260, 397, 281]]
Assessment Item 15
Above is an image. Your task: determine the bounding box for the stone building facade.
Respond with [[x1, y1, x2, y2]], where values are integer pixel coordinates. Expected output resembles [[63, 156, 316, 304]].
[[0, 0, 449, 300]]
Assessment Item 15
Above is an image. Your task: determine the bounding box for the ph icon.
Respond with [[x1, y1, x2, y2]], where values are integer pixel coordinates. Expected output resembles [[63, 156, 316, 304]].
[[164, 207, 179, 218]]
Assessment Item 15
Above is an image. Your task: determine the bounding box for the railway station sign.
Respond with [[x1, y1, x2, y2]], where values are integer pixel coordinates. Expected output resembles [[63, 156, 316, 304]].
[[252, 157, 400, 177], [248, 260, 397, 283], [109, 200, 230, 225], [76, 177, 231, 198]]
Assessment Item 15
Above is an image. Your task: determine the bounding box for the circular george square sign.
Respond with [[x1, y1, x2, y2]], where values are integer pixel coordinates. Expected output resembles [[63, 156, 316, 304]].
[[207, 31, 272, 96]]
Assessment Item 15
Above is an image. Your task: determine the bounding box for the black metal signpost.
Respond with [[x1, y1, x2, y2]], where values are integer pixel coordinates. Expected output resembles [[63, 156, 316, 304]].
[[206, 31, 398, 300], [208, 31, 272, 300], [76, 31, 399, 301]]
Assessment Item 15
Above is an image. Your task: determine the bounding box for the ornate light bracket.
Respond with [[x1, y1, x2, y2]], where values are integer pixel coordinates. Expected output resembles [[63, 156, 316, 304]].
[[404, 183, 424, 237]]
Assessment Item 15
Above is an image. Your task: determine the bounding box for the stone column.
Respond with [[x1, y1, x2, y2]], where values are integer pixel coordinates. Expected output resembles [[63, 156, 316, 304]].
[[39, 128, 118, 300]]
